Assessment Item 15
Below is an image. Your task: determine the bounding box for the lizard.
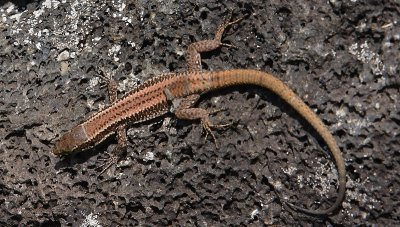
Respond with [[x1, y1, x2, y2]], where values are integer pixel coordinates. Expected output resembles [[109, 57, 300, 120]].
[[52, 13, 346, 216]]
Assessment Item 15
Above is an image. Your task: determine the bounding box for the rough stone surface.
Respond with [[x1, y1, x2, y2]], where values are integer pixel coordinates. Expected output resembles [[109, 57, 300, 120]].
[[1, 0, 399, 226]]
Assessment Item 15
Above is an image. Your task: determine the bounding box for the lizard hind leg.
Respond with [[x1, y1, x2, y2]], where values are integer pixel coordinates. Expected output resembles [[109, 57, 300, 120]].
[[172, 94, 231, 148], [176, 107, 231, 148], [186, 11, 248, 72]]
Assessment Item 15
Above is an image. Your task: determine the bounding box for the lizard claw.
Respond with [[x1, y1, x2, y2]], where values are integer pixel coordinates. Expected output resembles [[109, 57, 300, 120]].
[[220, 42, 239, 49], [97, 68, 112, 82], [207, 108, 227, 115], [221, 10, 248, 29]]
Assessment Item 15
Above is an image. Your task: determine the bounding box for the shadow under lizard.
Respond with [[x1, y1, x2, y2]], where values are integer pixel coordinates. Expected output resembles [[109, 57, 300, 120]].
[[52, 14, 346, 217]]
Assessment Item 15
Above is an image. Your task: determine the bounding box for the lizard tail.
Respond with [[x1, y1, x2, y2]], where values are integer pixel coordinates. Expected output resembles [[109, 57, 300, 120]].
[[206, 69, 346, 216]]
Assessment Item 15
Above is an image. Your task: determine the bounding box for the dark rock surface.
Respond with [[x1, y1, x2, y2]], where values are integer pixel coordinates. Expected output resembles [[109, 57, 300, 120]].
[[1, 0, 399, 226]]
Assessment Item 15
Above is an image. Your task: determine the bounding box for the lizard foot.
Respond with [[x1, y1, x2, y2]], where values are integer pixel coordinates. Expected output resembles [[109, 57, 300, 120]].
[[216, 10, 249, 49], [96, 144, 127, 176], [96, 152, 119, 176], [200, 115, 232, 148]]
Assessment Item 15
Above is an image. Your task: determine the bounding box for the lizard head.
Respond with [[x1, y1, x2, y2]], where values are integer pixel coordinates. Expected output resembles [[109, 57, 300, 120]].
[[52, 125, 88, 155]]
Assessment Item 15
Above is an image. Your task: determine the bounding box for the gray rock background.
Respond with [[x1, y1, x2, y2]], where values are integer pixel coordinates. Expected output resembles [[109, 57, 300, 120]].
[[1, 0, 399, 225]]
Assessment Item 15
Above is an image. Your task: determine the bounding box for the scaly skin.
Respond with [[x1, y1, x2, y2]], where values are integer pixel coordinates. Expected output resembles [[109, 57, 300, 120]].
[[52, 14, 346, 217]]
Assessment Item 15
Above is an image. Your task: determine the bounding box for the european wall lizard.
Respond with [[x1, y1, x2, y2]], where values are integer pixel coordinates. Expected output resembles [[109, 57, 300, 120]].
[[52, 14, 346, 216]]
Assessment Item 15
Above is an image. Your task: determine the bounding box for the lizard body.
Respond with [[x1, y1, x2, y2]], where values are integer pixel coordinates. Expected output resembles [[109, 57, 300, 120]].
[[52, 14, 346, 216]]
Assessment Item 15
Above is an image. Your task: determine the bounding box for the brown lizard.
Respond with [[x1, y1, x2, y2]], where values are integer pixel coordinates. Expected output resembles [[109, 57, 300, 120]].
[[52, 14, 346, 216]]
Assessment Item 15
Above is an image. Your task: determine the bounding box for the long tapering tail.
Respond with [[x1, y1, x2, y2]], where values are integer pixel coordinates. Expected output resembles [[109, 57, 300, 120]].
[[206, 69, 346, 215]]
